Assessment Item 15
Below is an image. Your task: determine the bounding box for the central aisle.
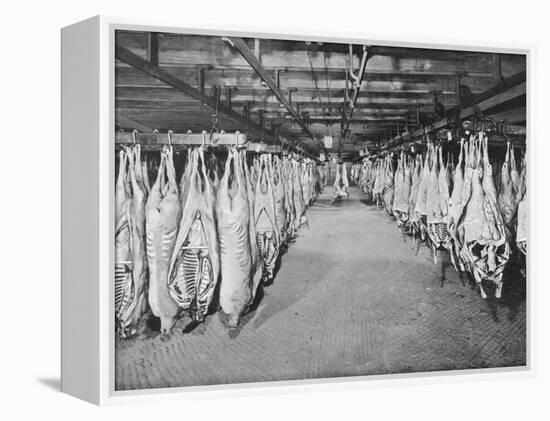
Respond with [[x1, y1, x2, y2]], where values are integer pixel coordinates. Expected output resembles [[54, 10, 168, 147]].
[[115, 187, 526, 390]]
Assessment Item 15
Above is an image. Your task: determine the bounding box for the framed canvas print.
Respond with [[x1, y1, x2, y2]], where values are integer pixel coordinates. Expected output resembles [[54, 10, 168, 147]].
[[61, 15, 532, 405]]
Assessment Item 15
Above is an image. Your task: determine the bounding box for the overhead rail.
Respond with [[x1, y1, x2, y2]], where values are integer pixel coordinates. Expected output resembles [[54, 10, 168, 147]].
[[115, 130, 317, 159]]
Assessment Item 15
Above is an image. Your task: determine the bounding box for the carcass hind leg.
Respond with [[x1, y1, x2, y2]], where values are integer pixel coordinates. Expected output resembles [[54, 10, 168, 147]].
[[495, 279, 503, 299], [473, 270, 487, 299], [227, 313, 240, 329], [159, 316, 175, 340]]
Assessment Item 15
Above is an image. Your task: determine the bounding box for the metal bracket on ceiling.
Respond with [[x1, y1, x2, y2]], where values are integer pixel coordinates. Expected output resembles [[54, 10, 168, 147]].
[[288, 88, 297, 107], [492, 54, 506, 86]]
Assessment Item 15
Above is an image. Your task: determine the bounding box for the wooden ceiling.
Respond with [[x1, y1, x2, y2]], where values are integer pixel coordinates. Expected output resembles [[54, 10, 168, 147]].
[[114, 30, 526, 158]]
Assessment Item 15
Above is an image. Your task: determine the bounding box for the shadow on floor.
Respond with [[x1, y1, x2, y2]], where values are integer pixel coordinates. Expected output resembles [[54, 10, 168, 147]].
[[252, 250, 333, 330], [37, 377, 60, 392]]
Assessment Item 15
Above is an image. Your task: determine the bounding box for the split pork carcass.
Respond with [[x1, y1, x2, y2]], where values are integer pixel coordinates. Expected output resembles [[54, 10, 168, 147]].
[[516, 154, 527, 255], [167, 148, 220, 323], [408, 154, 423, 239], [254, 154, 281, 284], [497, 142, 519, 240], [272, 155, 289, 245], [316, 165, 325, 193], [281, 156, 296, 237], [145, 145, 182, 336], [448, 138, 466, 270], [292, 159, 307, 230], [361, 160, 375, 201], [300, 162, 310, 207], [333, 163, 349, 199], [392, 151, 411, 228], [382, 156, 395, 215], [216, 148, 261, 328], [242, 149, 263, 293], [414, 145, 433, 240], [307, 164, 317, 204], [372, 159, 385, 208], [342, 162, 350, 195], [425, 146, 455, 266], [115, 146, 149, 338], [456, 136, 510, 299]]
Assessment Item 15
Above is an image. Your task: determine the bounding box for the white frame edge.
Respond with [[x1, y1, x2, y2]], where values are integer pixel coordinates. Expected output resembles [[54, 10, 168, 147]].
[[61, 14, 536, 406]]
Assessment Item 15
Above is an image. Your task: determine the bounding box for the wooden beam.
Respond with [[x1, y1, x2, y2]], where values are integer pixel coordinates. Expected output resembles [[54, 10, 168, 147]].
[[226, 37, 323, 150], [115, 65, 498, 90], [115, 113, 153, 132], [382, 79, 526, 151], [115, 43, 275, 141]]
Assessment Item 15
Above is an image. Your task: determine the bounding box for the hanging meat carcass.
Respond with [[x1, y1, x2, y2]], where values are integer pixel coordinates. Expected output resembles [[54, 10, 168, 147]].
[[382, 156, 395, 215], [216, 148, 260, 328], [307, 163, 317, 205], [242, 149, 263, 294], [145, 145, 182, 335], [300, 162, 310, 207], [408, 154, 423, 239], [498, 142, 519, 240], [115, 146, 149, 338], [342, 162, 350, 195], [281, 156, 295, 237], [167, 148, 220, 323], [333, 163, 349, 199], [414, 144, 433, 240], [425, 146, 455, 266], [272, 155, 289, 245], [372, 159, 385, 208], [516, 190, 527, 255], [456, 136, 510, 299], [361, 159, 375, 201], [448, 138, 466, 270], [392, 152, 410, 227], [516, 154, 527, 255], [292, 159, 307, 229], [254, 154, 281, 284]]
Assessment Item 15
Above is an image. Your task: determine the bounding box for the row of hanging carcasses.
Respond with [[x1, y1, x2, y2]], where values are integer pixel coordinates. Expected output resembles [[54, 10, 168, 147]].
[[115, 144, 321, 339], [352, 135, 527, 300]]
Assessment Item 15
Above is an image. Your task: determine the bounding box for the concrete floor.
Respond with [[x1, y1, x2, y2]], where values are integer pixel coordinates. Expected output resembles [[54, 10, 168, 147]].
[[115, 187, 526, 391]]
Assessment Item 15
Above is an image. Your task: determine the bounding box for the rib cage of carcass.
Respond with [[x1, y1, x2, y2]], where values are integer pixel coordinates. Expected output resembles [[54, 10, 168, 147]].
[[454, 135, 510, 299], [254, 154, 281, 285], [115, 145, 149, 339], [167, 147, 221, 323], [425, 145, 455, 266]]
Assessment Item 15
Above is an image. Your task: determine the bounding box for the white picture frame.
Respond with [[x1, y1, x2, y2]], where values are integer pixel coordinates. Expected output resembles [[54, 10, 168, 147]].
[[61, 15, 534, 405]]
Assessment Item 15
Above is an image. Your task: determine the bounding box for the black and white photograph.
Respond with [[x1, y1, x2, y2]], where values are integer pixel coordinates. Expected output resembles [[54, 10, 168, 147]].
[[113, 29, 527, 391]]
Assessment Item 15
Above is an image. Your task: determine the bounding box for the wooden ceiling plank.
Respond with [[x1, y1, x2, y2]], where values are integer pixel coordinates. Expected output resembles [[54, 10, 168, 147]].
[[115, 43, 275, 140]]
